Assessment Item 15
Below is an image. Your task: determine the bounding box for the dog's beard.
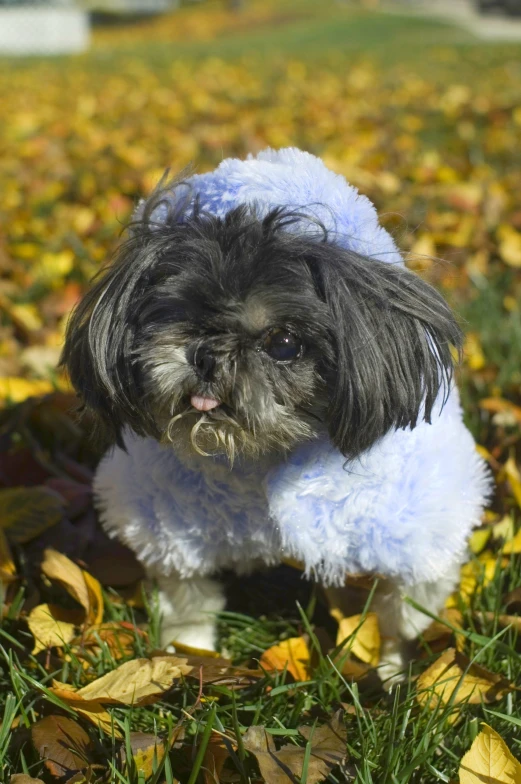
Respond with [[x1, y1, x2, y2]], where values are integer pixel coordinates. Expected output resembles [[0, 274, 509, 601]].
[[162, 402, 317, 465]]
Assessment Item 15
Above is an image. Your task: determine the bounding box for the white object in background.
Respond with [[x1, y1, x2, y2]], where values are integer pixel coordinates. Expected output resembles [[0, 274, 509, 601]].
[[0, 7, 90, 55]]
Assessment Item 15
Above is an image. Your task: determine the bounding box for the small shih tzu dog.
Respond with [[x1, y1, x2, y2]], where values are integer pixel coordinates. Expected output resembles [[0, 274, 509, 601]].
[[62, 148, 490, 679]]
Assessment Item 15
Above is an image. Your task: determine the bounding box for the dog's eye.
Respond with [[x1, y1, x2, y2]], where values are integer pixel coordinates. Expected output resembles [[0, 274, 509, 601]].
[[262, 328, 302, 362]]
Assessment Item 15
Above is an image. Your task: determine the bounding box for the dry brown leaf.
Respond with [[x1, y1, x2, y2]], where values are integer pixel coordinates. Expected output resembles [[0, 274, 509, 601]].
[[505, 586, 521, 614], [298, 710, 347, 765], [0, 487, 64, 544], [475, 612, 521, 633], [180, 654, 263, 687], [422, 609, 465, 652], [243, 713, 346, 784], [10, 776, 45, 784], [203, 733, 234, 784], [417, 648, 514, 710], [336, 613, 380, 667], [27, 603, 80, 654], [31, 716, 94, 779], [75, 655, 192, 706], [260, 637, 311, 681], [41, 549, 103, 625], [459, 723, 521, 783], [73, 621, 146, 660], [479, 397, 521, 425]]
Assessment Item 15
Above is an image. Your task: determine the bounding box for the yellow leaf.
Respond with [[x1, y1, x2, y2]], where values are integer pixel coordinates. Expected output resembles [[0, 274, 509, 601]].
[[0, 529, 17, 583], [502, 529, 521, 555], [260, 637, 311, 681], [493, 514, 515, 542], [41, 549, 103, 626], [503, 457, 521, 509], [469, 528, 491, 555], [459, 724, 521, 783], [9, 304, 42, 332], [75, 655, 193, 706], [50, 681, 117, 735], [464, 332, 486, 371], [27, 604, 78, 655], [336, 613, 380, 667], [417, 648, 513, 710], [0, 377, 54, 404], [409, 234, 436, 266], [34, 250, 75, 286], [498, 224, 521, 268]]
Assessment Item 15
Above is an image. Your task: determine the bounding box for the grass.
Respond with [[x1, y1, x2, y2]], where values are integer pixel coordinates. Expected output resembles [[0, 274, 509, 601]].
[[2, 558, 521, 783], [1, 0, 521, 781]]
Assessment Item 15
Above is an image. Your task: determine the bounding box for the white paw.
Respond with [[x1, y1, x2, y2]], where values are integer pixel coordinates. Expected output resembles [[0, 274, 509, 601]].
[[160, 624, 217, 652]]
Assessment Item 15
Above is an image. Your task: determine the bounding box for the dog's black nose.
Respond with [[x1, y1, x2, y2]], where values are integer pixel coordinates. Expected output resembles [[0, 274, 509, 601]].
[[191, 345, 216, 382]]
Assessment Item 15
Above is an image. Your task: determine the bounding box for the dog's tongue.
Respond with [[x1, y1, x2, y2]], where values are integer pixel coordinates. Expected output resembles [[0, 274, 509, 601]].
[[191, 395, 220, 412]]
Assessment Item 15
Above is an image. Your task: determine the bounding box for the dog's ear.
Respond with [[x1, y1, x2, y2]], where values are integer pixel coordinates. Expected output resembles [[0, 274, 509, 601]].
[[61, 172, 196, 445], [308, 247, 462, 459], [60, 231, 162, 446]]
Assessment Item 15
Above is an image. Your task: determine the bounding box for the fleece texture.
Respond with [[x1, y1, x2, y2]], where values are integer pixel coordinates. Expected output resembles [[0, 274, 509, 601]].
[[96, 390, 489, 587], [97, 147, 491, 587], [138, 147, 402, 265]]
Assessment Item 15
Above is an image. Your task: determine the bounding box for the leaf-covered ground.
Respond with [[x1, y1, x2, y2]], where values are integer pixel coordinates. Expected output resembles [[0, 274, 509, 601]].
[[1, 1, 521, 782]]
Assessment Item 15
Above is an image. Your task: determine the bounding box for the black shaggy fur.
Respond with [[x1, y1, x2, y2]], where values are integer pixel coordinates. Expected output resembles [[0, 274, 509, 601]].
[[61, 203, 462, 460]]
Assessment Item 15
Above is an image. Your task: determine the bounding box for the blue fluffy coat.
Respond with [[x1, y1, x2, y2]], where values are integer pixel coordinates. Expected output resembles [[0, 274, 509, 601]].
[[97, 148, 491, 588]]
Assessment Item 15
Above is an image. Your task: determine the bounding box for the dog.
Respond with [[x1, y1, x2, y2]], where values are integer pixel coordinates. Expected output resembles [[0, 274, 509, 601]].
[[62, 148, 491, 681]]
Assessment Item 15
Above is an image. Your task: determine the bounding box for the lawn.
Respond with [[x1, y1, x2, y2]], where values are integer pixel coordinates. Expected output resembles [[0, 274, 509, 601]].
[[1, 1, 521, 782]]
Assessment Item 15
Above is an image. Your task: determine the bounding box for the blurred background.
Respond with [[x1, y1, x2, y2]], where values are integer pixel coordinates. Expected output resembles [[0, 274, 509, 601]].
[[0, 0, 521, 464]]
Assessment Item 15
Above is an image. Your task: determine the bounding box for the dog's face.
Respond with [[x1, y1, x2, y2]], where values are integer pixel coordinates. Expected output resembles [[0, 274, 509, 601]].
[[62, 189, 462, 463]]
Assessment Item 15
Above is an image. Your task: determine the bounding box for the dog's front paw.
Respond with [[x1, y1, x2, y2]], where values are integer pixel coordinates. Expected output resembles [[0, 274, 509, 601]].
[[160, 623, 218, 652], [378, 639, 407, 691]]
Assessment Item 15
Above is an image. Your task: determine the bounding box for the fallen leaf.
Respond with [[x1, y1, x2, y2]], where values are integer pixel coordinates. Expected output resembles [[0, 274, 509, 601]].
[[0, 528, 17, 584], [336, 613, 380, 667], [475, 611, 521, 633], [498, 224, 521, 268], [203, 734, 234, 784], [479, 397, 521, 425], [505, 586, 521, 614], [502, 529, 521, 555], [27, 603, 80, 654], [422, 609, 464, 650], [73, 621, 146, 660], [260, 637, 311, 681], [417, 648, 514, 710], [469, 527, 491, 555], [31, 716, 93, 778], [459, 723, 521, 783], [10, 776, 45, 784], [120, 732, 166, 779], [72, 655, 192, 706], [464, 332, 486, 371], [0, 377, 53, 404], [0, 487, 64, 544], [493, 515, 515, 543], [502, 457, 521, 510], [41, 549, 103, 625], [49, 681, 116, 735], [243, 716, 346, 784], [298, 710, 347, 765]]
